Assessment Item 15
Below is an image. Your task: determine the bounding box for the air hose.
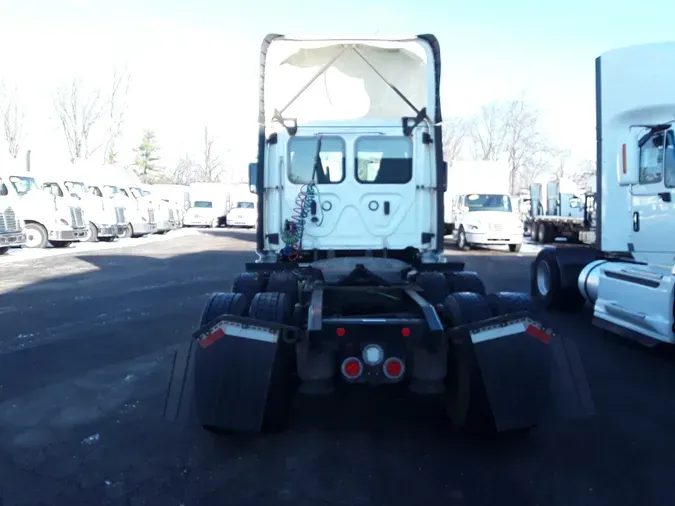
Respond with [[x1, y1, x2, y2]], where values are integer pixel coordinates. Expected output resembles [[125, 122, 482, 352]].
[[282, 183, 318, 261]]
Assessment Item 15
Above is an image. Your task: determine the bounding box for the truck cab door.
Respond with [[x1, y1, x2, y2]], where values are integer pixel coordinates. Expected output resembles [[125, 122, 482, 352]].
[[630, 129, 675, 255]]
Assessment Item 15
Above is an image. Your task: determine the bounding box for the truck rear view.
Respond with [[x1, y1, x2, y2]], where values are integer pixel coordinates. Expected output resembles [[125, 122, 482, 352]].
[[164, 34, 594, 437]]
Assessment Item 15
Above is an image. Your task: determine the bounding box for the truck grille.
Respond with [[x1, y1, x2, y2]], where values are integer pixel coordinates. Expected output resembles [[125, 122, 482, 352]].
[[0, 207, 19, 233], [490, 223, 505, 232], [115, 207, 126, 225], [70, 207, 85, 228], [148, 208, 155, 224]]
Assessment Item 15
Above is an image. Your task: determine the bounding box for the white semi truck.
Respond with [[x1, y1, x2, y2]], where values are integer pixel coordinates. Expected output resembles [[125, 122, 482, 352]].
[[141, 185, 179, 234], [532, 41, 675, 347], [0, 167, 88, 248], [0, 174, 26, 254], [183, 182, 230, 228], [37, 164, 121, 242], [444, 160, 523, 252], [166, 34, 593, 437], [89, 166, 157, 238], [225, 186, 256, 228]]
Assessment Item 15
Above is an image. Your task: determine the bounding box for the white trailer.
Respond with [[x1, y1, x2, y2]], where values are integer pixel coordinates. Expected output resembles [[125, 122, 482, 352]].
[[184, 182, 230, 228], [0, 174, 26, 254], [444, 160, 523, 252], [532, 41, 675, 346]]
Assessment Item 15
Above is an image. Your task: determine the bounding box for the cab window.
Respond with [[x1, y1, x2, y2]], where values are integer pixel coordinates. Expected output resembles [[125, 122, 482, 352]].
[[0, 178, 8, 196], [89, 186, 103, 197], [42, 182, 64, 197], [665, 131, 675, 188], [639, 131, 664, 184], [288, 136, 345, 184], [355, 136, 412, 184]]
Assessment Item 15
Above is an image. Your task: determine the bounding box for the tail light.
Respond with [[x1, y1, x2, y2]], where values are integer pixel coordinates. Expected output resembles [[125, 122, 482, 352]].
[[341, 357, 363, 380], [383, 357, 405, 380]]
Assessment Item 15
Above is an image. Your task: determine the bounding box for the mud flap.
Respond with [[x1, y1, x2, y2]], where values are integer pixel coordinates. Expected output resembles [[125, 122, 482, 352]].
[[163, 314, 298, 433], [451, 312, 594, 432]]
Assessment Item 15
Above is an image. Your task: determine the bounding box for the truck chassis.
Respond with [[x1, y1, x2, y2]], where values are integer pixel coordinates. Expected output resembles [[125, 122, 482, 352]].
[[165, 257, 594, 435]]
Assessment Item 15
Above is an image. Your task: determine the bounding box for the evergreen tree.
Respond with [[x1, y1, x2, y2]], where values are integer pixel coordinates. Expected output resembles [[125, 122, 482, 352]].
[[133, 129, 162, 182]]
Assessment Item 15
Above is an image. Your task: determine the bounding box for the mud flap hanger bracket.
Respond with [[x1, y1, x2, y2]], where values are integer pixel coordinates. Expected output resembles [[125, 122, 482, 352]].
[[271, 43, 431, 137]]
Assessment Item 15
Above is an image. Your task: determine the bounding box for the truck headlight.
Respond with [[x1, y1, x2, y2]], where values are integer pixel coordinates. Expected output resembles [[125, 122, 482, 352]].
[[467, 223, 480, 231], [60, 219, 69, 226]]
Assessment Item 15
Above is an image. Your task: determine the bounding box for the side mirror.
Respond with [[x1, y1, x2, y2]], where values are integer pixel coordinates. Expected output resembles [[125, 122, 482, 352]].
[[617, 138, 639, 186], [0, 184, 7, 196], [70, 193, 81, 200], [248, 162, 258, 194]]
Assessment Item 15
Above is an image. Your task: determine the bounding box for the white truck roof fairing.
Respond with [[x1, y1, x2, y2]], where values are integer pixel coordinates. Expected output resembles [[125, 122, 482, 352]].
[[596, 41, 675, 253], [255, 34, 445, 255]]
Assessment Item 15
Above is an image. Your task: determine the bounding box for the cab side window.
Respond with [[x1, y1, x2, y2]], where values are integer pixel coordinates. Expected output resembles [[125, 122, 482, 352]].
[[639, 131, 664, 185], [42, 182, 64, 197], [665, 132, 675, 188]]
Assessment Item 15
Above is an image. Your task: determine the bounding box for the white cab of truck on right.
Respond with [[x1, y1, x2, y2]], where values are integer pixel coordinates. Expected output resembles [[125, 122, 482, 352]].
[[444, 160, 523, 252], [532, 40, 675, 347]]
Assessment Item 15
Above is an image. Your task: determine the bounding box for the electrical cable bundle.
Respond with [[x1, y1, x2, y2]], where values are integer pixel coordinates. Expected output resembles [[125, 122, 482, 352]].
[[282, 183, 317, 261]]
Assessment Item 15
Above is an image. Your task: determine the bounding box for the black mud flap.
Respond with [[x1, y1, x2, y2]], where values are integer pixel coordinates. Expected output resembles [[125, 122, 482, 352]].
[[163, 314, 299, 433], [450, 311, 594, 432]]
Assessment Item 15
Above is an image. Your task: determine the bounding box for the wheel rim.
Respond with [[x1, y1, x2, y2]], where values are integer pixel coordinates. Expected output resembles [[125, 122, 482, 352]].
[[25, 229, 41, 248], [536, 261, 551, 296]]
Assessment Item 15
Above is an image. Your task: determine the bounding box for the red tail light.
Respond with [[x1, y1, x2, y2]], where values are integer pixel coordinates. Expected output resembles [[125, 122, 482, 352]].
[[383, 357, 405, 380], [341, 357, 363, 379]]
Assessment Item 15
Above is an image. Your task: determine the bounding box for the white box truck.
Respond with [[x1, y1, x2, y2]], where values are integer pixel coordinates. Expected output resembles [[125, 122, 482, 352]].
[[443, 160, 524, 252], [184, 182, 231, 228]]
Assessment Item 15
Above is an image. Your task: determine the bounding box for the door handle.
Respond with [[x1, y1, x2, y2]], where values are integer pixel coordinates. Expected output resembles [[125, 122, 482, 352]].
[[658, 192, 672, 203], [383, 201, 390, 215], [633, 211, 640, 232]]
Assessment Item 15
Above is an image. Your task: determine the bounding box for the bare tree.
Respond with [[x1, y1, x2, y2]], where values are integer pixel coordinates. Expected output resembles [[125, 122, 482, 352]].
[[502, 99, 551, 194], [468, 101, 509, 161], [0, 81, 23, 158], [103, 68, 131, 165], [167, 154, 201, 185], [53, 79, 104, 163], [570, 159, 596, 191], [197, 125, 225, 182], [441, 117, 467, 166]]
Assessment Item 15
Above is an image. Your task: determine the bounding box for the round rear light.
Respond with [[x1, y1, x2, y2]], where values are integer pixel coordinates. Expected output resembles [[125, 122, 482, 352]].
[[362, 344, 384, 366], [341, 357, 363, 379], [383, 357, 405, 380]]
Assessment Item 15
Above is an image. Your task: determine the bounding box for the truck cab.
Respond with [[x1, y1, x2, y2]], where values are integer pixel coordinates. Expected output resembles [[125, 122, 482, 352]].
[[1, 168, 88, 248], [531, 41, 675, 346], [225, 198, 256, 228], [141, 186, 178, 234], [444, 161, 523, 252], [39, 174, 119, 243], [0, 175, 26, 254]]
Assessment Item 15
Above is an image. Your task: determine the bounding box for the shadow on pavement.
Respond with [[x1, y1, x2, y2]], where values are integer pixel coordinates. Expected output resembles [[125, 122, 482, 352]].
[[0, 244, 673, 506]]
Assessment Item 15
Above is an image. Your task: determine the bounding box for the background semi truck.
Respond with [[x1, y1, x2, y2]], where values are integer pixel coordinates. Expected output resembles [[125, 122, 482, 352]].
[[184, 182, 231, 228], [444, 160, 524, 252], [0, 166, 88, 248], [0, 174, 26, 254], [531, 40, 675, 347]]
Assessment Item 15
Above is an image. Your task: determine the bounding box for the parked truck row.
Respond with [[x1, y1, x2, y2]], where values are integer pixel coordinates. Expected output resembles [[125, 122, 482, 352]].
[[0, 161, 258, 255]]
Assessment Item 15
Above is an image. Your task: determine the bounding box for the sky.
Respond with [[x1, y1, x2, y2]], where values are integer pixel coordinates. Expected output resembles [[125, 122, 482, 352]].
[[0, 0, 672, 179]]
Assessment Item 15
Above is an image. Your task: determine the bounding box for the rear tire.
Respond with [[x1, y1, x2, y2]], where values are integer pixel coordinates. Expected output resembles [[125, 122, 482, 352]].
[[50, 241, 71, 248], [248, 292, 295, 433], [442, 293, 499, 434], [231, 272, 267, 306], [266, 271, 299, 307], [415, 271, 448, 305], [445, 271, 486, 296]]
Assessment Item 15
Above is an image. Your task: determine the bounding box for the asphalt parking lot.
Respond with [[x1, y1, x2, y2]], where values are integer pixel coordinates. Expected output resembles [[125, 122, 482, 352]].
[[1, 229, 674, 506]]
